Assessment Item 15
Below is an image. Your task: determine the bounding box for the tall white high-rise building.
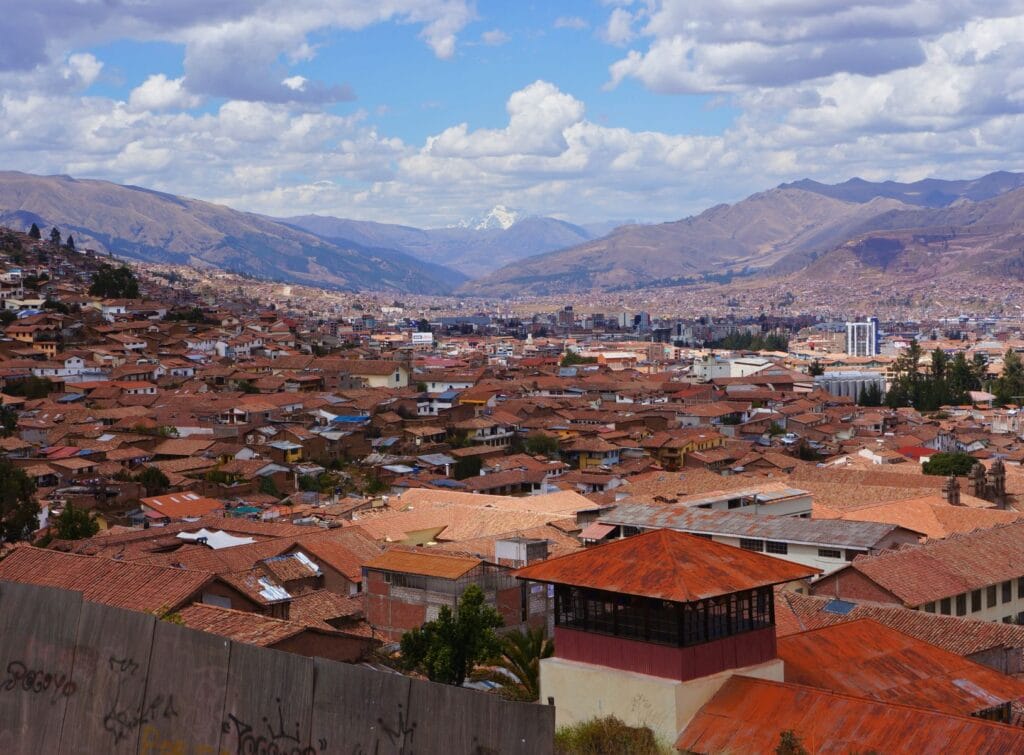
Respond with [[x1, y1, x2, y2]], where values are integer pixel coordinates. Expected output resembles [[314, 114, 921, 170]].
[[846, 319, 879, 357]]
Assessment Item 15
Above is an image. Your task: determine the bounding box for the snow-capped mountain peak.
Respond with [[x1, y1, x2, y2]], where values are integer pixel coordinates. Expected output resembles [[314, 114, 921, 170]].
[[454, 205, 522, 231]]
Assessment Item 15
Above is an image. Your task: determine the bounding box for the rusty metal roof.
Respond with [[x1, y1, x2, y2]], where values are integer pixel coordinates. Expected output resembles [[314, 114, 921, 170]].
[[513, 529, 818, 602], [778, 619, 1024, 717], [601, 503, 909, 548], [676, 676, 1024, 754], [363, 549, 481, 580]]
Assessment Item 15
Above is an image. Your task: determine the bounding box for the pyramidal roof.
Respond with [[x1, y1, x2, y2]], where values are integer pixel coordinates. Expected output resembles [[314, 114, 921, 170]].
[[514, 529, 818, 603]]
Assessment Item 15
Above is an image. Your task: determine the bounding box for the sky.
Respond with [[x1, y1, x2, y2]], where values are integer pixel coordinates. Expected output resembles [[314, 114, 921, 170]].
[[1, 1, 1023, 228]]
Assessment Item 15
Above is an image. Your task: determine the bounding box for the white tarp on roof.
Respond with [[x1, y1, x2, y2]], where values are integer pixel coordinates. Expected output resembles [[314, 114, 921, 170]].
[[177, 528, 256, 550]]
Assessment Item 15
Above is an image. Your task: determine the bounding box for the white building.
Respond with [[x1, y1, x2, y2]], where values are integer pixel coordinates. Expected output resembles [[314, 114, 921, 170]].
[[846, 319, 879, 357]]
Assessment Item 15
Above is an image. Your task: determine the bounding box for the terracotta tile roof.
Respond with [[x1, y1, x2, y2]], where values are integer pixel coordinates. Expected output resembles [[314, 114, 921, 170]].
[[0, 546, 211, 613], [287, 589, 363, 629], [288, 527, 382, 582], [778, 619, 1024, 716], [676, 676, 1024, 754], [818, 497, 1024, 538], [776, 591, 1024, 657], [839, 521, 1024, 606], [363, 549, 481, 579], [514, 529, 818, 603], [178, 603, 303, 646]]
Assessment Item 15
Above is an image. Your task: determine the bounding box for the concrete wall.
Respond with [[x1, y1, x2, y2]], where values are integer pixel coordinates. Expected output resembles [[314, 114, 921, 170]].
[[0, 580, 554, 755]]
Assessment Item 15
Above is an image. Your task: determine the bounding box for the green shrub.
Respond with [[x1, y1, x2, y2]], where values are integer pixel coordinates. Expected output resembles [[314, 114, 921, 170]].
[[554, 716, 667, 755]]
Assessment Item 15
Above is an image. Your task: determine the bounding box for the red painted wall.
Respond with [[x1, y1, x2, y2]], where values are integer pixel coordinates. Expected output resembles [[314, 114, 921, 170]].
[[554, 626, 776, 681]]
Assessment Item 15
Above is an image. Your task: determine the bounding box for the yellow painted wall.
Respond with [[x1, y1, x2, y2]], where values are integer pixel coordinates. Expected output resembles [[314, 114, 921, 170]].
[[541, 656, 784, 747]]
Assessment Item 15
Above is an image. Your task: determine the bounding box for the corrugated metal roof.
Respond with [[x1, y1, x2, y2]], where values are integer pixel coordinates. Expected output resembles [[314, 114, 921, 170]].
[[601, 504, 905, 548], [778, 619, 1024, 717], [514, 529, 818, 602], [677, 676, 1024, 753], [363, 550, 482, 580]]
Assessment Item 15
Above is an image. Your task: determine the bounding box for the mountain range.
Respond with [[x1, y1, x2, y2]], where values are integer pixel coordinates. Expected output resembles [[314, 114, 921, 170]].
[[2, 169, 1024, 296], [282, 212, 595, 279], [463, 171, 1024, 295]]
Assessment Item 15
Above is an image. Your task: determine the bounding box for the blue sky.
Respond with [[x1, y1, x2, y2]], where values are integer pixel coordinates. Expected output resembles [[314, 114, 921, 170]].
[[0, 1, 1022, 226]]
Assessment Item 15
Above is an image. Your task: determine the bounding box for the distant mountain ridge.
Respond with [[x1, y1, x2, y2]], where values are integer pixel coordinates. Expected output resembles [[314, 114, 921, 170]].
[[0, 172, 466, 294], [283, 212, 596, 279], [462, 171, 1024, 295]]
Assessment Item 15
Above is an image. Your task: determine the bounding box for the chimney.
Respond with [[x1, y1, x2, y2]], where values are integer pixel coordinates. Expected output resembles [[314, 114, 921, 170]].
[[942, 475, 961, 507]]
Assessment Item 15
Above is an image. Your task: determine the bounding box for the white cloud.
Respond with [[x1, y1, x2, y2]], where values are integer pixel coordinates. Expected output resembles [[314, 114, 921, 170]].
[[554, 16, 589, 31], [128, 74, 201, 112], [603, 8, 637, 46], [481, 29, 509, 46], [608, 0, 1021, 93], [0, 1, 475, 103]]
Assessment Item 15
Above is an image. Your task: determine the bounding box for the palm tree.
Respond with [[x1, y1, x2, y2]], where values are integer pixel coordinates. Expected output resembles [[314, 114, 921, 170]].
[[480, 626, 554, 701]]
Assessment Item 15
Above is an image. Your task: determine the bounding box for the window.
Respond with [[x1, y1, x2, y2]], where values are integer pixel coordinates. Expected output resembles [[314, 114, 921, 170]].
[[972, 590, 982, 612], [844, 549, 863, 562], [1019, 577, 1024, 599], [818, 548, 841, 559], [740, 538, 764, 552], [727, 499, 741, 509], [988, 585, 998, 608], [766, 541, 788, 555], [924, 602, 935, 613], [940, 598, 951, 615], [1003, 581, 1012, 604], [1003, 616, 1014, 624], [956, 594, 967, 616]]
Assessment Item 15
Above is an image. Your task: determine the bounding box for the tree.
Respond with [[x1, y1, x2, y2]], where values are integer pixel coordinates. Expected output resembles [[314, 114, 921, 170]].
[[994, 349, 1024, 406], [416, 318, 431, 332], [258, 475, 281, 497], [453, 455, 483, 480], [0, 405, 16, 437], [49, 227, 61, 247], [885, 339, 923, 408], [776, 729, 809, 755], [560, 351, 597, 367], [28, 223, 40, 240], [89, 264, 140, 299], [0, 310, 15, 326], [947, 352, 975, 405], [0, 459, 39, 542], [54, 503, 99, 540], [4, 376, 54, 399], [400, 584, 503, 685], [857, 382, 883, 407], [134, 467, 170, 496], [525, 431, 559, 456], [65, 235, 75, 251], [807, 359, 825, 377], [479, 626, 553, 701], [922, 452, 976, 477]]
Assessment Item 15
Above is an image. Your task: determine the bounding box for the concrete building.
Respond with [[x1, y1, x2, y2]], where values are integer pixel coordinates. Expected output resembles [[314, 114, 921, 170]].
[[814, 370, 886, 399], [846, 318, 879, 357]]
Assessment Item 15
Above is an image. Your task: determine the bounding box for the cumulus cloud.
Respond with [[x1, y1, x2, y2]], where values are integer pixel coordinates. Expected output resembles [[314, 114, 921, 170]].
[[128, 74, 201, 112], [0, 1, 474, 103], [608, 0, 1022, 92], [603, 8, 637, 46]]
